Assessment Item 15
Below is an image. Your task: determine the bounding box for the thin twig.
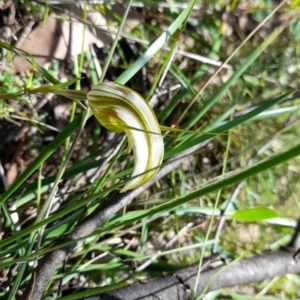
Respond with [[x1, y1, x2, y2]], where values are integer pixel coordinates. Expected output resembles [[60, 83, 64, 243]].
[[9, 114, 60, 132], [14, 20, 36, 49]]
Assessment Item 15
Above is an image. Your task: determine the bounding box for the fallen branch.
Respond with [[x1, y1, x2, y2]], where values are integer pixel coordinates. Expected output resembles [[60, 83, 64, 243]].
[[85, 250, 300, 300]]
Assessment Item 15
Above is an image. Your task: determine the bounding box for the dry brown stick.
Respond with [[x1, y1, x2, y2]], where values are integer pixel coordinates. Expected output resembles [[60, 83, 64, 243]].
[[14, 20, 35, 49]]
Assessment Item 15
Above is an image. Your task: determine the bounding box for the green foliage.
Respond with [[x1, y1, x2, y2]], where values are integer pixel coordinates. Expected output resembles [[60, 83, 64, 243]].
[[232, 207, 279, 222], [1, 0, 300, 299]]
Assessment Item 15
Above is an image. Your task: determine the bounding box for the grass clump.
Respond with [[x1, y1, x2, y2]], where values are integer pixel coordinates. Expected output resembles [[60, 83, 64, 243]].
[[1, 1, 300, 299]]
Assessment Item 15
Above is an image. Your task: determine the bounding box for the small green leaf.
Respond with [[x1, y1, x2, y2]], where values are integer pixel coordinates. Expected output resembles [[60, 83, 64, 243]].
[[232, 207, 279, 222]]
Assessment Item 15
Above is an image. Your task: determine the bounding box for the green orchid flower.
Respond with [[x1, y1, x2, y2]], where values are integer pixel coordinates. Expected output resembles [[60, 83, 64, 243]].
[[87, 82, 164, 192]]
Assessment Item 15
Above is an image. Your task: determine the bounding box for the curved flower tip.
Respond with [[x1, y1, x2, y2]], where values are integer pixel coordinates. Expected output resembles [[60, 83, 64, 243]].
[[87, 82, 164, 192]]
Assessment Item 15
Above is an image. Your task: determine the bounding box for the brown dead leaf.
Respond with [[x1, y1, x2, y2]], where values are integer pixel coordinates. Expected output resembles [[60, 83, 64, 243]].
[[12, 4, 143, 74]]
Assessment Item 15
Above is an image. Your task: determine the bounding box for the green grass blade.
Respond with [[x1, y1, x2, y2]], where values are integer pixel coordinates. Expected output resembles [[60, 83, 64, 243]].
[[183, 22, 288, 130], [115, 0, 196, 84], [165, 90, 294, 158], [110, 142, 300, 227]]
